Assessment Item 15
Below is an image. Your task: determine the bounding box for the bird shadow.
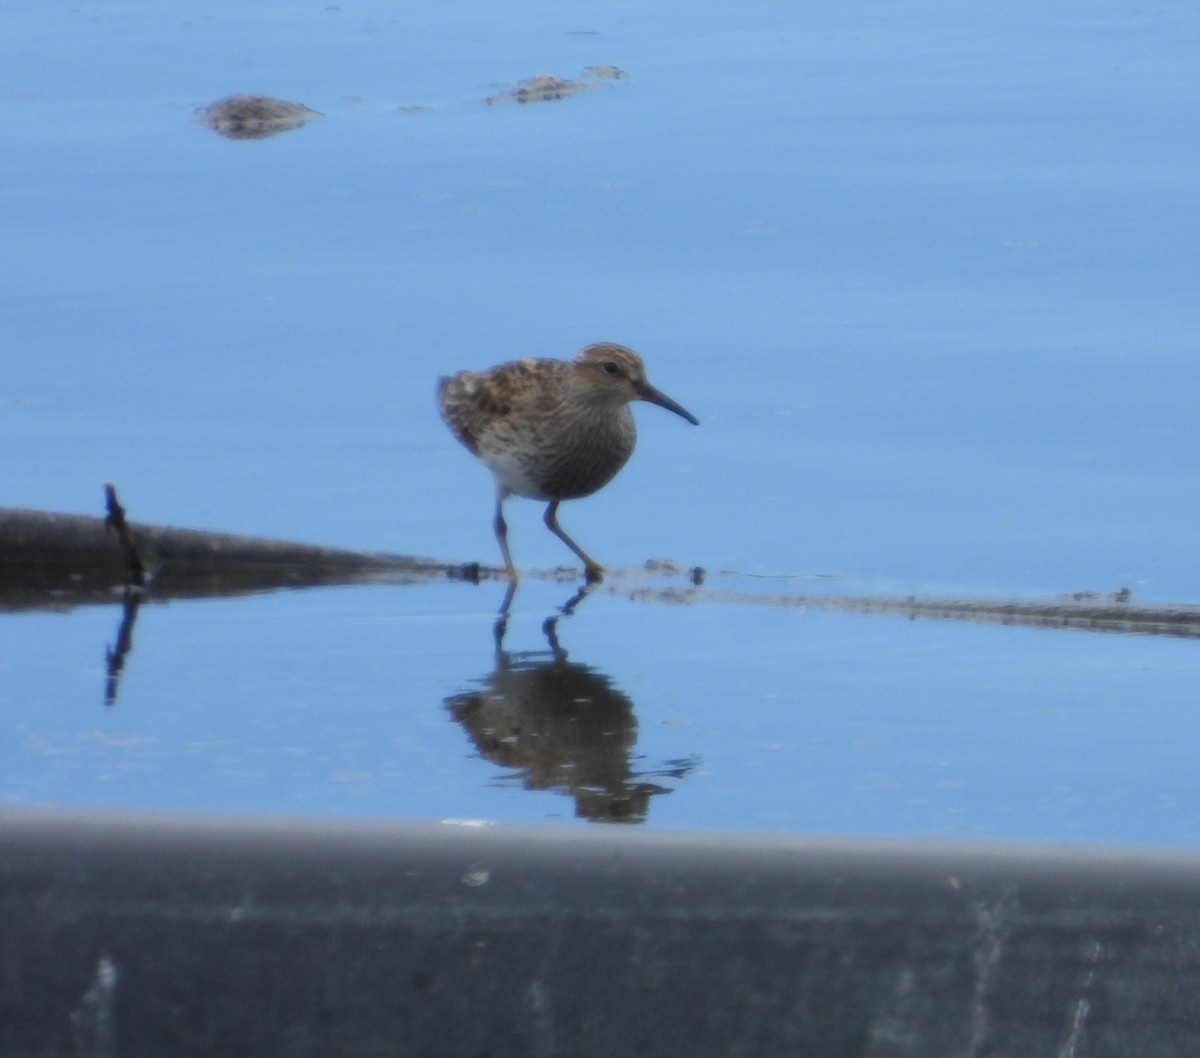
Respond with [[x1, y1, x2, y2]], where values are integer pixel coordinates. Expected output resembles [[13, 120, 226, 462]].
[[446, 587, 697, 823]]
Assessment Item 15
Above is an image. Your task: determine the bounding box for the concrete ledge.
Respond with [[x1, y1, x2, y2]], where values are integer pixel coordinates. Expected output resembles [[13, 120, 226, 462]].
[[2, 811, 1198, 1055]]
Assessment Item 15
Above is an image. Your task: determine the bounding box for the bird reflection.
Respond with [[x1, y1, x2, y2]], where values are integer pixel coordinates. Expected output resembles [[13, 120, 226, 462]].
[[446, 595, 695, 823]]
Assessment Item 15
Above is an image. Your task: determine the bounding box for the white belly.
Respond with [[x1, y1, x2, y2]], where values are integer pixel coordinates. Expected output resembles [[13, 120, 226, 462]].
[[483, 449, 553, 500]]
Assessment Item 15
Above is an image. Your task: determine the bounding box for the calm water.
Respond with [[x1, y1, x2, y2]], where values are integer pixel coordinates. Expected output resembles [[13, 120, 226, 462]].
[[3, 0, 1199, 843]]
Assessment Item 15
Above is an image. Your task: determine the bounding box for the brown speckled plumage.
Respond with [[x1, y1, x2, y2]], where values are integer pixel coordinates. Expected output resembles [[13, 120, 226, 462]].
[[438, 342, 698, 587]]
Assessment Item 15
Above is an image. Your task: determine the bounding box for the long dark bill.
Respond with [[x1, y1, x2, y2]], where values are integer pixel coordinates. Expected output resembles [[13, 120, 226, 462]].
[[639, 383, 700, 426]]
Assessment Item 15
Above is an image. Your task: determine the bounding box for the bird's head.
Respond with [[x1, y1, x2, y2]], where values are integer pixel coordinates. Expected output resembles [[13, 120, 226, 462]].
[[574, 342, 699, 425]]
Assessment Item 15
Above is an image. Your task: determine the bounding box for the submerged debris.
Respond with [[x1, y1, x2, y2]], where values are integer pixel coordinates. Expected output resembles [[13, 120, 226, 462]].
[[583, 65, 626, 80], [485, 72, 611, 106], [197, 94, 322, 140]]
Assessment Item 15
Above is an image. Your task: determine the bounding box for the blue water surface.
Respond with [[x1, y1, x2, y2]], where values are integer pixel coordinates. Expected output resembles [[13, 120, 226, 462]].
[[2, 0, 1199, 842]]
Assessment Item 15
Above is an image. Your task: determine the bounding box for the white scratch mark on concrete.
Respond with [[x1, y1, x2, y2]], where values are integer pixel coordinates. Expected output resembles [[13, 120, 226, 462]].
[[70, 954, 119, 1058]]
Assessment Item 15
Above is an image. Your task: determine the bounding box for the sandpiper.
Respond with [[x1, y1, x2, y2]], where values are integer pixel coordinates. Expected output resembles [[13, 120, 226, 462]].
[[438, 342, 698, 584]]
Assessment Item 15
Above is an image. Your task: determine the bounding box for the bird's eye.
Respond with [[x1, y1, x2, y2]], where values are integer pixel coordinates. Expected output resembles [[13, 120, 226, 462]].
[[602, 361, 621, 376]]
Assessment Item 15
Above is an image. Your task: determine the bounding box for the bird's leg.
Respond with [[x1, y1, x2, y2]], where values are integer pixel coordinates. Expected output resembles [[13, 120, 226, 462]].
[[494, 491, 518, 584], [543, 501, 604, 583], [494, 495, 519, 615]]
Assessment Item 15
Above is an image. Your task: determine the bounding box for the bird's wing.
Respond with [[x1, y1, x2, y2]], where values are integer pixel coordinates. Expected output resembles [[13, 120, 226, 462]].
[[438, 359, 565, 455]]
